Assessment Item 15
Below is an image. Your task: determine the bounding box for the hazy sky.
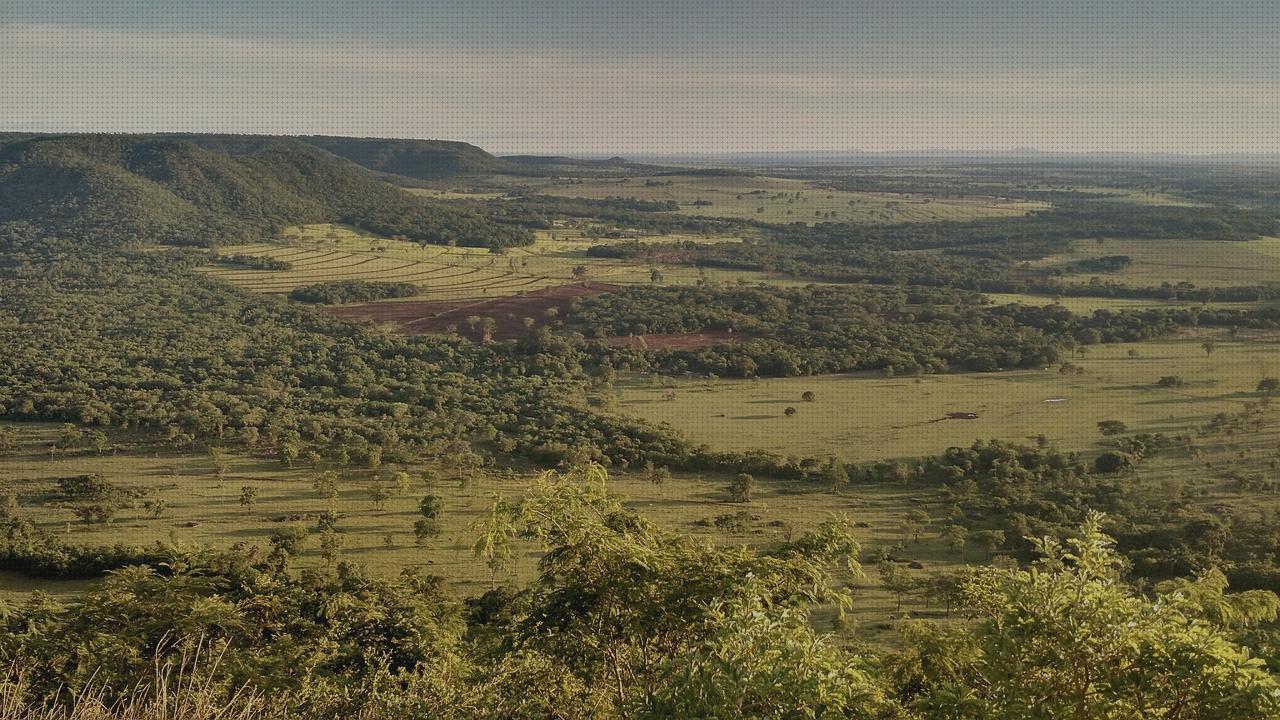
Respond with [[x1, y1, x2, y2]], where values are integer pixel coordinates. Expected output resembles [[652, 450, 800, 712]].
[[4, 1, 1278, 154]]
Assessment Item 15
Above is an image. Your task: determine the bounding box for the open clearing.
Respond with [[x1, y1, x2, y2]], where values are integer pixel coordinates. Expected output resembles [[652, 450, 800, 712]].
[[327, 281, 618, 340], [983, 292, 1265, 313], [1044, 237, 1280, 288], [616, 334, 1280, 462], [6, 334, 1280, 635], [0, 422, 969, 630], [196, 224, 816, 302], [531, 174, 1048, 224]]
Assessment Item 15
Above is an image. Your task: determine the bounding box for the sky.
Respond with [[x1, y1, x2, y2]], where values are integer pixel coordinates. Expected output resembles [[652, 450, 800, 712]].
[[3, 1, 1278, 155]]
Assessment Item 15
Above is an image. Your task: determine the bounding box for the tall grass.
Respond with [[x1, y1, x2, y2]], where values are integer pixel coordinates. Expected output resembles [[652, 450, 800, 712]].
[[1, 648, 277, 720]]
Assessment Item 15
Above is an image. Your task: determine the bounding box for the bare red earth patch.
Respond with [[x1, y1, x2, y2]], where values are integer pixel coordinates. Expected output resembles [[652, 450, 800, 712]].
[[325, 282, 620, 341]]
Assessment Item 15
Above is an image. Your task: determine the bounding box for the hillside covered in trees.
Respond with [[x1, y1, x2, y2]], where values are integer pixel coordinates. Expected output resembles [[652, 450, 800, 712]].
[[0, 135, 534, 249]]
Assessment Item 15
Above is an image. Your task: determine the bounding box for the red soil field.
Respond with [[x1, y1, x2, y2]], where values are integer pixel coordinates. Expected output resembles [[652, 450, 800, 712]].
[[326, 282, 754, 350], [325, 282, 620, 342]]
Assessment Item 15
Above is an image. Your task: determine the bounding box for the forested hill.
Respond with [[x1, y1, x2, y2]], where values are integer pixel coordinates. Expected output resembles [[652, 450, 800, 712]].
[[295, 135, 518, 179], [0, 134, 533, 249]]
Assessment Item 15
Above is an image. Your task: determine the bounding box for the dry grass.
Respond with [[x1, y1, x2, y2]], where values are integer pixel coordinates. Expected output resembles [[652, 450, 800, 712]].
[[1, 652, 272, 720]]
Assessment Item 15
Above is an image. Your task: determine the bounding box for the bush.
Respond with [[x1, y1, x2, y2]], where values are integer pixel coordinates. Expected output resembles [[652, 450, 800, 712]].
[[1094, 450, 1137, 474], [1096, 420, 1128, 436], [289, 280, 420, 304]]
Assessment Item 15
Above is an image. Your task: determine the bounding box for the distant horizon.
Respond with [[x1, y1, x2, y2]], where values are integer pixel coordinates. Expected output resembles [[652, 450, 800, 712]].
[[7, 128, 1280, 164], [6, 1, 1280, 156]]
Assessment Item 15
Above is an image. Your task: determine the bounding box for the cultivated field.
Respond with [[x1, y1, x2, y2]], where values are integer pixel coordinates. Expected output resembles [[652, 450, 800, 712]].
[[531, 174, 1048, 224], [616, 333, 1280, 462], [197, 224, 796, 303]]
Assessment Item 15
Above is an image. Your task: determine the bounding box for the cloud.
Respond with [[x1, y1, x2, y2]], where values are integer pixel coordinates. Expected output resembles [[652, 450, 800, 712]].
[[2, 23, 1277, 154]]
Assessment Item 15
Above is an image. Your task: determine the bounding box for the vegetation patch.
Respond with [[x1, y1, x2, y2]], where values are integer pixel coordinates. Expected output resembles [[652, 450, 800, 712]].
[[289, 279, 421, 304]]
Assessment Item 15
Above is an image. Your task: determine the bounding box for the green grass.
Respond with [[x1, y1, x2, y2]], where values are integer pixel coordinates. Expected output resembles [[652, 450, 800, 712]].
[[614, 333, 1280, 462], [532, 174, 1048, 225], [1042, 237, 1280, 288], [6, 331, 1280, 637], [983, 292, 1264, 313], [1063, 186, 1209, 207], [196, 223, 832, 301], [0, 424, 891, 600]]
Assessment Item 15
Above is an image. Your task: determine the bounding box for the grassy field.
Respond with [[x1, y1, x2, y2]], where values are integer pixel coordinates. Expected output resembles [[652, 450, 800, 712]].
[[0, 422, 964, 633], [615, 333, 1280, 462], [6, 331, 1280, 636], [1064, 186, 1209, 207], [197, 224, 822, 301], [1042, 237, 1280, 287], [983, 292, 1265, 313], [531, 174, 1047, 224]]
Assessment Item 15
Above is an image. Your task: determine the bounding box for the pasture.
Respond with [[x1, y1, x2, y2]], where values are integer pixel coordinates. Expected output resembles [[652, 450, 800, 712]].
[[6, 331, 1280, 637], [982, 292, 1264, 313], [1045, 237, 1280, 288], [530, 174, 1047, 224], [0, 422, 970, 633], [196, 223, 824, 303], [615, 333, 1280, 462]]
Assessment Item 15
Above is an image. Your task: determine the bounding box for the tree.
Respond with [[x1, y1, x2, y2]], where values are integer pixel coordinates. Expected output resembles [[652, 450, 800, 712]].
[[319, 526, 343, 566], [571, 265, 589, 281], [142, 498, 167, 519], [910, 514, 1280, 719], [368, 483, 392, 511], [210, 447, 229, 480], [72, 503, 115, 526], [920, 570, 963, 616], [414, 517, 442, 545], [57, 423, 81, 452], [238, 486, 258, 514], [87, 429, 109, 454], [904, 509, 930, 543], [477, 316, 497, 343], [1096, 419, 1128, 436], [638, 598, 895, 719], [278, 441, 300, 468], [392, 470, 413, 496], [269, 525, 309, 557], [649, 268, 664, 283], [974, 529, 1006, 559], [1094, 450, 1137, 474], [472, 465, 866, 712], [878, 561, 916, 611], [418, 494, 443, 519], [783, 406, 797, 417], [727, 473, 753, 503], [649, 465, 672, 485], [941, 524, 968, 554], [1257, 377, 1280, 396], [312, 471, 339, 504], [0, 427, 18, 455], [1202, 340, 1217, 357], [823, 457, 849, 492], [801, 390, 816, 402]]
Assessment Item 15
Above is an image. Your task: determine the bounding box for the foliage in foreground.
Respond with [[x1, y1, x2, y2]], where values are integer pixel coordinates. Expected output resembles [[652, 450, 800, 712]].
[[3, 468, 1279, 719]]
